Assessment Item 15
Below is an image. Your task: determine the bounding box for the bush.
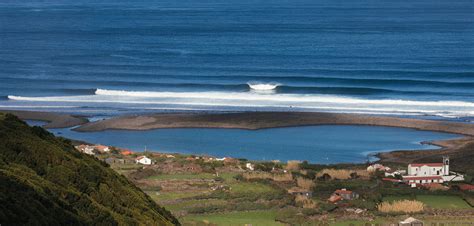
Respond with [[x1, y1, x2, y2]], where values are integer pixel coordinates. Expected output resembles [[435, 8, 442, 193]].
[[319, 202, 337, 212], [296, 177, 314, 189], [377, 200, 424, 213], [286, 160, 301, 171]]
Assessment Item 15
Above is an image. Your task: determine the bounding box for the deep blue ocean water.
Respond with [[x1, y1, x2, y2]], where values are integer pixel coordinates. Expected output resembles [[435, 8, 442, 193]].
[[44, 124, 458, 163], [1, 0, 473, 118]]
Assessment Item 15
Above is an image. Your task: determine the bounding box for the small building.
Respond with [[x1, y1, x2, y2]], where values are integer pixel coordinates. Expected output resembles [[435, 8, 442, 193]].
[[246, 163, 255, 171], [367, 163, 390, 172], [399, 217, 423, 226], [94, 145, 110, 153], [75, 144, 95, 155], [135, 156, 152, 165], [328, 188, 359, 203], [121, 150, 134, 156], [288, 187, 312, 198]]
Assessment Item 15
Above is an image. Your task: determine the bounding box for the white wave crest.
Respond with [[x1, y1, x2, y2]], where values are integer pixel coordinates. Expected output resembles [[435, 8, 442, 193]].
[[7, 89, 474, 118], [247, 82, 280, 91]]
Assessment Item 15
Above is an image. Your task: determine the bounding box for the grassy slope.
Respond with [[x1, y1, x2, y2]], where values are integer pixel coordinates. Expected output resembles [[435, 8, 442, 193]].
[[0, 113, 179, 225]]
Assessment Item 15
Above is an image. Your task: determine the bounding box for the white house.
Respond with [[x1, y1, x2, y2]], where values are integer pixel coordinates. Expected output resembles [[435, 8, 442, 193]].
[[75, 145, 95, 155], [403, 157, 463, 187], [246, 163, 255, 171], [367, 163, 391, 173], [94, 145, 110, 153], [136, 156, 152, 165]]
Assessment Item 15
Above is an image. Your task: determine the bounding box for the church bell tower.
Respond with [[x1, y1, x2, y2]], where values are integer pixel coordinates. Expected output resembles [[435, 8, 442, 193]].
[[442, 156, 449, 176]]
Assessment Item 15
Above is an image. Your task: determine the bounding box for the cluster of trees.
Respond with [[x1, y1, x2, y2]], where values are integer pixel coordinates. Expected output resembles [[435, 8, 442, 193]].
[[0, 114, 179, 225]]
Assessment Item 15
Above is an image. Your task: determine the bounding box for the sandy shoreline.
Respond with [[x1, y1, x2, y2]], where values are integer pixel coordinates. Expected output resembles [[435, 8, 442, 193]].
[[73, 112, 474, 136], [2, 110, 473, 167], [0, 110, 88, 128]]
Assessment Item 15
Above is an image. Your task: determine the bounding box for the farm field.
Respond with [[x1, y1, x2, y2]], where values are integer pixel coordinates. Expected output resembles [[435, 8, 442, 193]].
[[383, 195, 471, 209], [105, 154, 474, 225], [182, 210, 283, 226]]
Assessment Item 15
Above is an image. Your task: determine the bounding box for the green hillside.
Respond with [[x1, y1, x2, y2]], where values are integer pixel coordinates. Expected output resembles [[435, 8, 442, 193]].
[[0, 113, 179, 225]]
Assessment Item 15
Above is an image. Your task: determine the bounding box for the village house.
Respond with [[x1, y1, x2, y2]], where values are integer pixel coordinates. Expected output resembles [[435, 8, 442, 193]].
[[75, 144, 95, 155], [135, 156, 152, 165], [246, 162, 255, 171], [288, 187, 312, 198], [121, 150, 134, 155], [367, 163, 391, 173], [328, 188, 359, 203], [402, 157, 464, 187], [94, 145, 110, 153]]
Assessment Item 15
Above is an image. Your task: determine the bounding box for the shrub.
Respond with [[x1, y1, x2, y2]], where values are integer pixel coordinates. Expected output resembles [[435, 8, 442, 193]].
[[296, 177, 314, 190], [242, 172, 293, 182], [286, 160, 301, 171], [295, 195, 317, 208], [316, 169, 352, 180], [319, 202, 337, 212], [377, 200, 424, 213]]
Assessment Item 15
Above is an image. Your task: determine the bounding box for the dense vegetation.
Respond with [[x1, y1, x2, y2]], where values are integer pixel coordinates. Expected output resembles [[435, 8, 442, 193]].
[[0, 113, 179, 225]]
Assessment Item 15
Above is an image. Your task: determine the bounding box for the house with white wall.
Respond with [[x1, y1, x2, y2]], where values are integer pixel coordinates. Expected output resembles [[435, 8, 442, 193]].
[[403, 157, 464, 187], [135, 156, 152, 165]]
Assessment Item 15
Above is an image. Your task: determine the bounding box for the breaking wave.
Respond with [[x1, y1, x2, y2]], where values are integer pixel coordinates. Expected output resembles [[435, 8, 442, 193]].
[[247, 82, 280, 91], [5, 88, 474, 118]]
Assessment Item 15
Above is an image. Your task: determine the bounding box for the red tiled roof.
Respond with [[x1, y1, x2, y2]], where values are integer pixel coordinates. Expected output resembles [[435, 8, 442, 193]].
[[458, 184, 474, 191], [121, 150, 133, 155], [328, 194, 342, 203], [335, 189, 352, 195], [403, 176, 442, 180], [409, 163, 443, 167], [136, 156, 146, 160]]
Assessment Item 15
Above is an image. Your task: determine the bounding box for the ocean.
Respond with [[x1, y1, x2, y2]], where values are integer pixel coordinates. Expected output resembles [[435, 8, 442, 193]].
[[1, 0, 473, 118]]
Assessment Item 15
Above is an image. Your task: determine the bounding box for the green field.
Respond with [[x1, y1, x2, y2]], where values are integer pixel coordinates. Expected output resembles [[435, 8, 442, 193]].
[[147, 191, 204, 202], [182, 210, 283, 226], [329, 219, 386, 226], [229, 182, 278, 194], [163, 199, 228, 211], [148, 172, 237, 181], [148, 173, 216, 180], [383, 195, 471, 209]]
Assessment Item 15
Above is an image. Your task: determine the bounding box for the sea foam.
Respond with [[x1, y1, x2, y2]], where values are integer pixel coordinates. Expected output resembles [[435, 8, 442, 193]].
[[7, 89, 474, 118]]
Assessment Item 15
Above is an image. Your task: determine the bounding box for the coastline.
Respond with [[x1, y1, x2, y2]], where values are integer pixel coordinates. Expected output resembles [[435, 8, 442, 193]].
[[73, 112, 474, 136], [3, 110, 473, 168], [0, 110, 88, 128]]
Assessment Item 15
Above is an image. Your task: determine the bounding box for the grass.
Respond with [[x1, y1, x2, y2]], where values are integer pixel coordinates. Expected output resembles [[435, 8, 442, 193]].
[[383, 195, 471, 209], [229, 182, 277, 194], [147, 191, 204, 202], [182, 210, 284, 226], [148, 173, 216, 180], [163, 199, 228, 212], [330, 219, 386, 226], [147, 172, 237, 181], [416, 195, 471, 209]]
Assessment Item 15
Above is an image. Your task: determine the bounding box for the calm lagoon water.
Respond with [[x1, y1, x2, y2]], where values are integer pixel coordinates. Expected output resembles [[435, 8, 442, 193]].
[[46, 125, 458, 164]]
